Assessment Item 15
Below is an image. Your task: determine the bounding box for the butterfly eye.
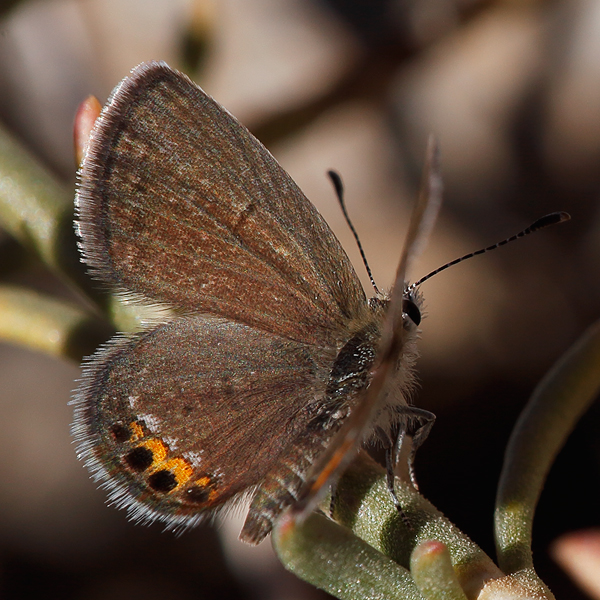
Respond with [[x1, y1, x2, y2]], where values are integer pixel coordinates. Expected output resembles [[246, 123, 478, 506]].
[[402, 298, 421, 326]]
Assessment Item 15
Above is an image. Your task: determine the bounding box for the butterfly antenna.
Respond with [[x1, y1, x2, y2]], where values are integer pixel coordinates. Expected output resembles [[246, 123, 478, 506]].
[[408, 211, 571, 291], [328, 170, 380, 295]]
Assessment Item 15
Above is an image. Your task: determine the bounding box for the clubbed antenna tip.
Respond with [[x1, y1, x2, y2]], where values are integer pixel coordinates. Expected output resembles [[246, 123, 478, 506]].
[[328, 170, 380, 295], [409, 211, 571, 291]]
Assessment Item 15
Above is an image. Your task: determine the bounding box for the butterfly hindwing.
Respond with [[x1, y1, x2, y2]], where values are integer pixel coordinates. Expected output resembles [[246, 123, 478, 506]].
[[73, 316, 339, 537]]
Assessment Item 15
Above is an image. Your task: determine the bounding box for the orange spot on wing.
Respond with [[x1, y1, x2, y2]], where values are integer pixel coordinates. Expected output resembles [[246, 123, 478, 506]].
[[139, 439, 168, 464], [130, 421, 144, 441], [160, 458, 194, 487]]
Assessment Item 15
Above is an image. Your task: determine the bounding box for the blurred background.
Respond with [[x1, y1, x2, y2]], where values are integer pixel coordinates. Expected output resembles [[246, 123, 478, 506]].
[[0, 0, 599, 598]]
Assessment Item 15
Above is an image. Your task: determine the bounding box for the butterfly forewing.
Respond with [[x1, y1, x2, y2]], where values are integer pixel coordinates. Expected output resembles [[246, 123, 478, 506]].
[[76, 62, 368, 347]]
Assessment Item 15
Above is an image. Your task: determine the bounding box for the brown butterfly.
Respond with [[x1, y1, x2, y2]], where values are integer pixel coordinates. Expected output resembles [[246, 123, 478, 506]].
[[73, 61, 566, 544]]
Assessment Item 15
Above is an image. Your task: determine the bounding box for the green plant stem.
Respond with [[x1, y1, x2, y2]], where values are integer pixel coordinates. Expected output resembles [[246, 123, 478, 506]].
[[0, 122, 82, 280], [410, 541, 468, 600], [274, 510, 425, 600], [274, 454, 505, 600], [478, 568, 554, 600], [0, 284, 113, 361], [495, 318, 600, 574], [0, 122, 144, 335], [334, 455, 503, 598]]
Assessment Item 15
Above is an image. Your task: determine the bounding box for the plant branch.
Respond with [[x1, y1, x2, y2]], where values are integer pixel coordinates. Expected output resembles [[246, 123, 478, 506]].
[[495, 318, 600, 574], [274, 509, 425, 600], [0, 123, 144, 337], [0, 284, 113, 361]]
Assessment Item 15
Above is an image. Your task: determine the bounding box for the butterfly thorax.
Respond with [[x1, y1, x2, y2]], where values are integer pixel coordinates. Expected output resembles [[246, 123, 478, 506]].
[[317, 289, 422, 436]]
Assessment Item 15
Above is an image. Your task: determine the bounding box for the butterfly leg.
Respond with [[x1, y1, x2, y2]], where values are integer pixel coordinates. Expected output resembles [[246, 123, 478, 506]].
[[373, 426, 411, 527], [386, 438, 414, 527], [329, 480, 339, 518], [405, 407, 436, 490], [379, 407, 435, 526]]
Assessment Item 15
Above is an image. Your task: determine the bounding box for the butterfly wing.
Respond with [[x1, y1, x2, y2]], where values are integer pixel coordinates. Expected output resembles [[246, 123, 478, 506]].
[[73, 316, 338, 536], [76, 61, 367, 347]]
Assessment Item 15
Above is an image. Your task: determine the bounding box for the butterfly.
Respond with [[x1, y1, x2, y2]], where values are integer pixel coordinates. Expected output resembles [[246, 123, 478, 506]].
[[72, 60, 443, 545]]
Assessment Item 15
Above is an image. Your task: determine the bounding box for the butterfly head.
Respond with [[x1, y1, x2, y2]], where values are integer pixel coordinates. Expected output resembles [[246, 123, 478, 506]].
[[368, 284, 423, 331]]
